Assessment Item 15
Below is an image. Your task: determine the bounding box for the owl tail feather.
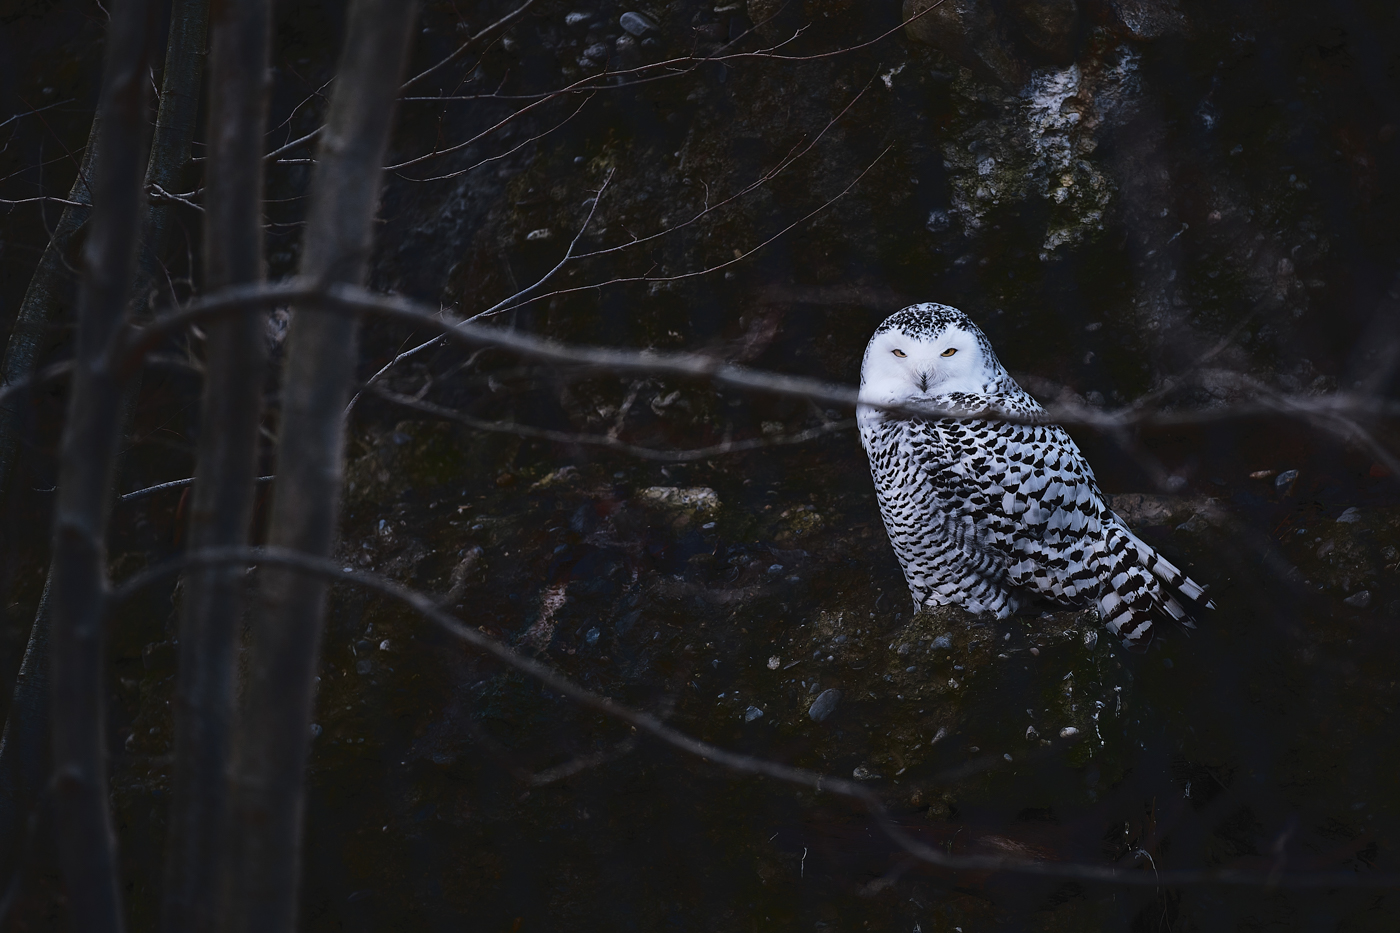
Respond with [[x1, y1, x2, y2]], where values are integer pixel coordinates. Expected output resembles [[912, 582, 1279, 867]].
[[1098, 524, 1214, 652]]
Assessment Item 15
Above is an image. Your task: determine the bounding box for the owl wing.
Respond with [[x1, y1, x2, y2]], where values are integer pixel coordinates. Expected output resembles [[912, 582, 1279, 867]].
[[930, 417, 1113, 604]]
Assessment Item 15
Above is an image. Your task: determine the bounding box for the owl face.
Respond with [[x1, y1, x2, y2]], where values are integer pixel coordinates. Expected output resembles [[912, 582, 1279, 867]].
[[858, 304, 1000, 424]]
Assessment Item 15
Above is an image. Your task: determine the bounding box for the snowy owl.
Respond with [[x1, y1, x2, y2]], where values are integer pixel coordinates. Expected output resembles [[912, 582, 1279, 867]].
[[858, 302, 1211, 650]]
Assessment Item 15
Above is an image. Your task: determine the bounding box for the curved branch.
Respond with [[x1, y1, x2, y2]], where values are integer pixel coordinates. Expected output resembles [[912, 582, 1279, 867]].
[[121, 280, 1400, 436]]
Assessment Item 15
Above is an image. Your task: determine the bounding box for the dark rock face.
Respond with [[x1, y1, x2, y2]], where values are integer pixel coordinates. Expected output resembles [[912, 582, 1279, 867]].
[[904, 0, 1028, 86], [4, 0, 1400, 929]]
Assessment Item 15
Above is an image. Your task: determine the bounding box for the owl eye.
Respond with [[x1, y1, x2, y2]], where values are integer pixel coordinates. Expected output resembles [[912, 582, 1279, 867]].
[[891, 349, 907, 358], [941, 348, 957, 357]]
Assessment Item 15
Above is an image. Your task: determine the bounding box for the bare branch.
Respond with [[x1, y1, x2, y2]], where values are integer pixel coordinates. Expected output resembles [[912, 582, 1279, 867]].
[[399, 0, 541, 92], [119, 474, 275, 503], [396, 90, 595, 184], [344, 333, 445, 419], [126, 280, 1400, 439], [467, 168, 613, 321]]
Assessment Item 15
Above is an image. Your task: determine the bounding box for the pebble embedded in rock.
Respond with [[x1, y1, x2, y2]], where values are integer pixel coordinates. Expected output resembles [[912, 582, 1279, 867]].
[[1275, 469, 1299, 494], [585, 627, 601, 645], [1336, 507, 1362, 524], [807, 688, 842, 722], [1343, 590, 1372, 609], [766, 656, 780, 669], [852, 765, 881, 781], [744, 705, 764, 721], [619, 11, 658, 36], [1059, 726, 1079, 738]]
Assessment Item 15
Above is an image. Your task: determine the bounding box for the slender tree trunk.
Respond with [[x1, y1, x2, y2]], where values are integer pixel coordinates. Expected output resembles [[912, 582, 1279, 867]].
[[132, 0, 209, 316], [0, 578, 52, 890], [0, 116, 99, 504], [0, 0, 209, 899], [161, 1, 270, 929], [48, 0, 157, 931], [226, 2, 418, 930]]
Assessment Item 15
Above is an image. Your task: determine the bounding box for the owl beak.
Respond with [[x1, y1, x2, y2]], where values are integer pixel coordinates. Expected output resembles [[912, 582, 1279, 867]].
[[917, 372, 930, 393]]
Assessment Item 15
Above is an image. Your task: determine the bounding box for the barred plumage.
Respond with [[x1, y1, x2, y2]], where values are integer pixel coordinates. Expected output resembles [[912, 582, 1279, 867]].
[[858, 303, 1211, 650]]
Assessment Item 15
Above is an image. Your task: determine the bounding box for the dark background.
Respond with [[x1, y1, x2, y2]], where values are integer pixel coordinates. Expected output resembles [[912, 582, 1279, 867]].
[[2, 0, 1399, 929]]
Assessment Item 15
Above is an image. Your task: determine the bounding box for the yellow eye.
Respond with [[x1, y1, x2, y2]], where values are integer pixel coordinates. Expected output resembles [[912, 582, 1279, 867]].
[[941, 348, 957, 357], [891, 349, 907, 358]]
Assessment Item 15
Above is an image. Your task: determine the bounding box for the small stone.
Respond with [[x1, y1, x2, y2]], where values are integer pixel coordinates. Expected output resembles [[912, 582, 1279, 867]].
[[807, 688, 842, 722], [585, 627, 601, 645], [1343, 590, 1372, 609], [1004, 753, 1013, 762], [564, 11, 591, 26], [931, 635, 952, 649], [619, 11, 658, 35], [969, 746, 980, 753], [1336, 507, 1363, 524], [378, 639, 391, 651], [1026, 725, 1039, 740], [1029, 647, 1040, 656], [744, 705, 764, 722], [636, 485, 720, 514], [767, 656, 780, 670], [526, 228, 552, 241], [1082, 629, 1098, 649], [356, 659, 373, 675], [309, 723, 323, 738], [852, 765, 881, 781], [1059, 726, 1079, 739], [1275, 469, 1299, 494], [1249, 469, 1276, 480]]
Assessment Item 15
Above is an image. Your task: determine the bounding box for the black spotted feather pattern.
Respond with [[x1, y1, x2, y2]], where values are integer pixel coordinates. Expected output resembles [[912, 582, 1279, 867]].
[[860, 308, 1211, 650]]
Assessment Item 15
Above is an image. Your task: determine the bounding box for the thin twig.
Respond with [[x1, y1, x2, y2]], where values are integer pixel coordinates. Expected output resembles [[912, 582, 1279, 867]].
[[344, 333, 445, 419], [119, 474, 274, 503], [466, 168, 613, 321], [399, 0, 541, 92]]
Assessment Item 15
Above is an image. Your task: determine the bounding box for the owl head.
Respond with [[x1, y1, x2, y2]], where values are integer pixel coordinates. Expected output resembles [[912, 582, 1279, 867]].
[[857, 303, 1008, 425]]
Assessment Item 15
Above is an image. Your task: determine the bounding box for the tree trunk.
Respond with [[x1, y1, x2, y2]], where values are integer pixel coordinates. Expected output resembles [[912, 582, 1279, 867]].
[[0, 0, 209, 901], [225, 2, 419, 931], [160, 0, 269, 930], [0, 117, 99, 505], [47, 0, 157, 931]]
